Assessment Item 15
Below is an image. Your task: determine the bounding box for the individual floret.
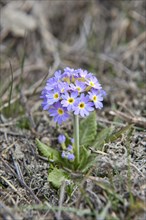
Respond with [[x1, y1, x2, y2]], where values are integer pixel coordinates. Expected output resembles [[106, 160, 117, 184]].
[[46, 77, 58, 91], [57, 81, 69, 93], [70, 80, 86, 93], [48, 102, 69, 124], [88, 89, 103, 109], [61, 91, 78, 111], [77, 68, 88, 78], [85, 75, 102, 90], [58, 134, 66, 144], [74, 94, 94, 117], [45, 88, 60, 105]]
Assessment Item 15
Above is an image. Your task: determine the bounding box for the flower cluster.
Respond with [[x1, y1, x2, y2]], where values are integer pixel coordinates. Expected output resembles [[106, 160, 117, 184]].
[[61, 145, 75, 161], [58, 134, 75, 161], [41, 67, 106, 124]]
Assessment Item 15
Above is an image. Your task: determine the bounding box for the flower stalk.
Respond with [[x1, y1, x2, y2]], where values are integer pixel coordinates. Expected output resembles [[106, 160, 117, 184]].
[[73, 114, 80, 165]]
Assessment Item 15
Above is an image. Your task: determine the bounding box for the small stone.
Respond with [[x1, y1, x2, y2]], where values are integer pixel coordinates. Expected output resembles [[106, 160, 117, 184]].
[[41, 137, 50, 145]]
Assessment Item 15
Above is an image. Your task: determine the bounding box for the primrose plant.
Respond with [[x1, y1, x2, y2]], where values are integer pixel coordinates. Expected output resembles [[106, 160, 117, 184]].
[[36, 67, 106, 186]]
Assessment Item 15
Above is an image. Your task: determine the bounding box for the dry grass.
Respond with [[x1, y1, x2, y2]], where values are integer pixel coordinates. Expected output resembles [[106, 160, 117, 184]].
[[0, 1, 146, 219]]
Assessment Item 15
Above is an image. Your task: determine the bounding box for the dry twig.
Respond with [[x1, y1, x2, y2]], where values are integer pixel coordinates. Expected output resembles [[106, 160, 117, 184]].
[[110, 110, 146, 128]]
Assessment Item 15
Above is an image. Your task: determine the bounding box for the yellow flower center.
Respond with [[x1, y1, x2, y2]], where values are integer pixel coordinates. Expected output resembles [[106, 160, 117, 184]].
[[63, 77, 70, 84], [89, 81, 94, 87], [58, 108, 64, 115], [77, 87, 81, 92], [68, 98, 74, 104], [71, 76, 75, 83], [53, 93, 59, 99], [79, 102, 85, 109], [93, 95, 97, 101], [77, 77, 85, 82]]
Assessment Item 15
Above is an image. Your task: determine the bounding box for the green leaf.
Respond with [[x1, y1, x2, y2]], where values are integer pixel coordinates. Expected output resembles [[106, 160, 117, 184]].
[[92, 127, 113, 150], [48, 168, 68, 188], [82, 157, 97, 173], [79, 112, 97, 146], [36, 139, 60, 162], [76, 146, 98, 172], [77, 146, 91, 170]]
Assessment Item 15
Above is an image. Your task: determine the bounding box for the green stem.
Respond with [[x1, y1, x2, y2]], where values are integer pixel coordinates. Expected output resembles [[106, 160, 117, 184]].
[[73, 115, 80, 165]]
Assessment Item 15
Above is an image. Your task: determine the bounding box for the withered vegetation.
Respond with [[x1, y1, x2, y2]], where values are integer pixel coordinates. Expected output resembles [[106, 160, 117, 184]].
[[0, 1, 145, 220]]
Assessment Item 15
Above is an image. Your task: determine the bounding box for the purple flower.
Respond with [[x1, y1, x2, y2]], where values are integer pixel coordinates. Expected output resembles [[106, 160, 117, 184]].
[[57, 82, 69, 93], [45, 88, 60, 105], [86, 75, 102, 90], [70, 81, 86, 93], [40, 88, 48, 98], [88, 89, 103, 109], [61, 151, 67, 158], [58, 134, 66, 144], [54, 70, 62, 80], [67, 153, 75, 161], [70, 138, 74, 143], [46, 77, 58, 91], [67, 145, 73, 151], [48, 102, 69, 124], [61, 151, 75, 161], [63, 67, 78, 78], [41, 98, 51, 110], [74, 94, 94, 117], [78, 68, 88, 78], [41, 67, 106, 123], [61, 91, 78, 111]]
